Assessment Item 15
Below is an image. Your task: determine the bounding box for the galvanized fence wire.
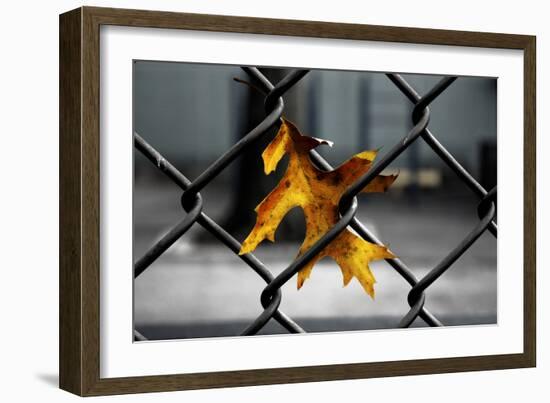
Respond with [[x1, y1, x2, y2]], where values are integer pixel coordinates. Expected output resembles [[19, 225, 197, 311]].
[[133, 68, 498, 340]]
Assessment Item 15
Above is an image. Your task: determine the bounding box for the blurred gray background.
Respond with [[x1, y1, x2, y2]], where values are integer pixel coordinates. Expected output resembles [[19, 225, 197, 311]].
[[133, 61, 497, 340]]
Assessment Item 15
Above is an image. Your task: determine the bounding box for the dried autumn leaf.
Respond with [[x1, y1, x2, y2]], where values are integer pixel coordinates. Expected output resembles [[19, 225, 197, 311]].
[[239, 119, 397, 298]]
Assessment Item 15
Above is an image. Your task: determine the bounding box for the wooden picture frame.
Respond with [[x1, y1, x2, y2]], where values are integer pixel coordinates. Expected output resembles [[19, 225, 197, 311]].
[[59, 6, 536, 396]]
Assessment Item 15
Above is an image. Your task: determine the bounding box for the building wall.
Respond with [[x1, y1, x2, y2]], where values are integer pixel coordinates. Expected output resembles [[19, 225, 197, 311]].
[[134, 63, 496, 181]]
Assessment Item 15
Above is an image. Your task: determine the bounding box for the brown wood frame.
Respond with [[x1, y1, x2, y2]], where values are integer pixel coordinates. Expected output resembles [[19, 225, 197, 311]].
[[59, 6, 536, 396]]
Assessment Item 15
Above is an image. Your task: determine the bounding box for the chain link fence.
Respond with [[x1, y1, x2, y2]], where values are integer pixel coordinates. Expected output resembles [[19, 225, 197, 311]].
[[133, 67, 498, 341]]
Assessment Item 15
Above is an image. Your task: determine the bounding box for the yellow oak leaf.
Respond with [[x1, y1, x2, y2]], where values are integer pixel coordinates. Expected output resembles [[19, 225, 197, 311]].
[[239, 119, 397, 298]]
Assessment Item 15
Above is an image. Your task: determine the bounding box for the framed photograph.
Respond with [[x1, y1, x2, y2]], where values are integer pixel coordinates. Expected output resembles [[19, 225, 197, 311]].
[[59, 6, 536, 396]]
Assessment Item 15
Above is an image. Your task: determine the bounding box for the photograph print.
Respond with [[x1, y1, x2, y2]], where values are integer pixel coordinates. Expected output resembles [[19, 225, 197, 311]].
[[132, 61, 497, 341]]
